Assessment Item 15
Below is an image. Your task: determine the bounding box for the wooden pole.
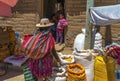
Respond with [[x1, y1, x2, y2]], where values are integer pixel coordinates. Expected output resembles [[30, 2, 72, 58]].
[[84, 0, 94, 49], [105, 25, 112, 45]]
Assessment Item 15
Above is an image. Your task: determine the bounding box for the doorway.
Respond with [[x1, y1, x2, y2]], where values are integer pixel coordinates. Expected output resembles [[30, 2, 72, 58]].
[[43, 0, 65, 19], [43, 0, 67, 44]]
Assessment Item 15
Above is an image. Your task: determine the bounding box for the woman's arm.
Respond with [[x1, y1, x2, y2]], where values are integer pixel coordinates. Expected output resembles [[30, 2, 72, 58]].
[[52, 48, 61, 66]]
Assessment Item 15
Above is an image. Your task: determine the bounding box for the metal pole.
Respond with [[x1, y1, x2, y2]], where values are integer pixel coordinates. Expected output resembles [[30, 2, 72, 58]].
[[84, 0, 94, 49]]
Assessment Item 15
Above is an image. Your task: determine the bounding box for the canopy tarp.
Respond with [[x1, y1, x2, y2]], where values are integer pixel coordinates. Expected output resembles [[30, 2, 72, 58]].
[[90, 4, 120, 25]]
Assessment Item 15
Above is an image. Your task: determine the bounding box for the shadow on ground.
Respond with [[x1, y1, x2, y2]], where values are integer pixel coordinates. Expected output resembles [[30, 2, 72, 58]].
[[0, 65, 24, 81]]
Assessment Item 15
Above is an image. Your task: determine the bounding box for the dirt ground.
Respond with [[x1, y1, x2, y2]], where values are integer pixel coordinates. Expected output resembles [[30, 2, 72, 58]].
[[0, 47, 120, 81], [0, 47, 73, 81], [0, 67, 24, 81]]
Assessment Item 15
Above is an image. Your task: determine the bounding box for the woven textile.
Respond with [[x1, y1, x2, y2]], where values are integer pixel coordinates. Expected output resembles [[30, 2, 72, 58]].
[[25, 32, 55, 59], [23, 66, 37, 81], [29, 54, 53, 78], [25, 31, 55, 78]]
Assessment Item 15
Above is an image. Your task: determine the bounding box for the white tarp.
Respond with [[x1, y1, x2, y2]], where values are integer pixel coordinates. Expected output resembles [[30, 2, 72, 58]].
[[90, 4, 120, 25]]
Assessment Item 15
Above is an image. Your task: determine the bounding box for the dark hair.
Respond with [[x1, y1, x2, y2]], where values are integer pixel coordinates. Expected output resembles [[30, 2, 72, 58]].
[[50, 13, 56, 20], [59, 13, 64, 16], [59, 13, 64, 18]]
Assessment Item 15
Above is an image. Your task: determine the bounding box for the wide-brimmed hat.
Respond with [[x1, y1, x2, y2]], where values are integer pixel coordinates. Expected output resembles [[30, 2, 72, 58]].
[[36, 18, 54, 27]]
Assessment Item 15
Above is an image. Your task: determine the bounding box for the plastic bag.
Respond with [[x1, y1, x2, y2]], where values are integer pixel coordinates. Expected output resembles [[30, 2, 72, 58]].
[[74, 51, 93, 67], [58, 53, 75, 65], [52, 67, 66, 77], [94, 56, 115, 81], [73, 28, 85, 52], [47, 76, 66, 81], [55, 77, 66, 81], [94, 32, 102, 51], [73, 50, 95, 81], [47, 67, 66, 81], [67, 63, 86, 81]]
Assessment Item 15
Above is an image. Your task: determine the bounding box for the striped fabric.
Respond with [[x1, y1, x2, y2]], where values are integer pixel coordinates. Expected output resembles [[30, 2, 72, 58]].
[[106, 45, 120, 64], [26, 31, 55, 59], [23, 66, 37, 81], [106, 45, 120, 59], [24, 31, 55, 78]]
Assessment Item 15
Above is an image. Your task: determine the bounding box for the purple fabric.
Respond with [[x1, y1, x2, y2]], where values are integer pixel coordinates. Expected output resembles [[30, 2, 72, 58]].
[[29, 54, 53, 78], [4, 55, 28, 67], [56, 31, 63, 43]]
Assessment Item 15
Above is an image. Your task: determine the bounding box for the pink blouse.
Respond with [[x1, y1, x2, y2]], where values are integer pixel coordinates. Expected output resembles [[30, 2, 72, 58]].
[[57, 18, 68, 32]]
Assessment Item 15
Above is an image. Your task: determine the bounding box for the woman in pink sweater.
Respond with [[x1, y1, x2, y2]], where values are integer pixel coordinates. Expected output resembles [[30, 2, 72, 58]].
[[56, 13, 68, 44]]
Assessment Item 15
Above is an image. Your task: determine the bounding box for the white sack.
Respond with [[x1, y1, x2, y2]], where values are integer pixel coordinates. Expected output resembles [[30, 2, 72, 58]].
[[47, 66, 66, 81], [94, 32, 102, 51], [73, 51, 94, 81], [58, 53, 75, 65], [73, 28, 85, 52]]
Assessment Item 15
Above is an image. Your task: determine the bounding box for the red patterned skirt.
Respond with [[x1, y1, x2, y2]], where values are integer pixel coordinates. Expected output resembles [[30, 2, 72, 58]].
[[29, 54, 53, 78]]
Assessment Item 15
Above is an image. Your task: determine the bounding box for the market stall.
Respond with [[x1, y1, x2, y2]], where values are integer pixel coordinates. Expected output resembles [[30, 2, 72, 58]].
[[89, 4, 120, 46], [89, 4, 120, 81], [73, 4, 120, 81]]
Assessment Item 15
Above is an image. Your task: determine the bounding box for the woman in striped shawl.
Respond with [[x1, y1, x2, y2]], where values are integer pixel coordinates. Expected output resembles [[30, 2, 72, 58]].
[[24, 18, 61, 81]]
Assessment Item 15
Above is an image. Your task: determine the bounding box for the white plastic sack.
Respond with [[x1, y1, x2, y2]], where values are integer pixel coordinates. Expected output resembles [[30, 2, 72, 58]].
[[73, 50, 95, 81], [55, 77, 66, 81], [52, 67, 66, 77], [73, 28, 85, 52], [47, 76, 66, 81], [94, 32, 102, 51], [73, 51, 93, 68], [47, 67, 67, 81], [58, 53, 75, 65], [95, 33, 102, 40], [85, 63, 94, 81]]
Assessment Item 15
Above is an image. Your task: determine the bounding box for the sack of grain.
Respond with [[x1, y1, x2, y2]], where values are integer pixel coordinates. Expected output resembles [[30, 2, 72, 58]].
[[67, 63, 86, 81]]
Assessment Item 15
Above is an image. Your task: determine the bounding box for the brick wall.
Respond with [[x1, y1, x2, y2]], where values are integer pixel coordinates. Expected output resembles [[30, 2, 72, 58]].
[[66, 0, 120, 47], [0, 0, 119, 47], [0, 0, 39, 37]]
